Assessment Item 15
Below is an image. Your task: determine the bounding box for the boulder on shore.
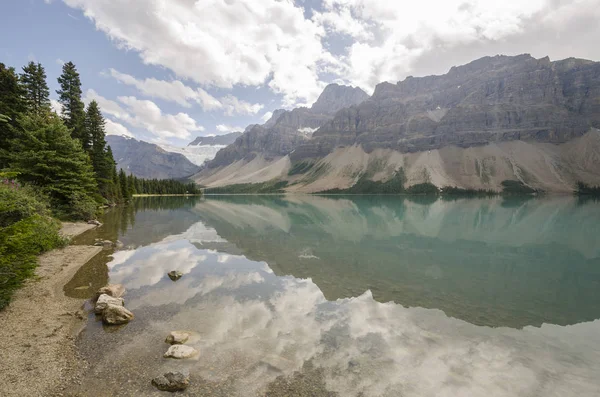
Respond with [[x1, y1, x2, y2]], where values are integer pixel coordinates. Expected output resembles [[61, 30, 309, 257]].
[[167, 270, 183, 281], [151, 371, 189, 392], [94, 294, 124, 314], [164, 345, 198, 359], [88, 220, 102, 226], [165, 331, 191, 345], [93, 284, 126, 301], [102, 304, 134, 325]]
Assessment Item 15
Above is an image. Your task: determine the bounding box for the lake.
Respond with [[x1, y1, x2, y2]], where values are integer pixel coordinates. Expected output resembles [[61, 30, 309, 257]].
[[66, 195, 600, 396]]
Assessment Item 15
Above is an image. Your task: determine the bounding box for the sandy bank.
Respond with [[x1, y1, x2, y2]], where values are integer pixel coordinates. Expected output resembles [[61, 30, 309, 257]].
[[0, 223, 101, 397]]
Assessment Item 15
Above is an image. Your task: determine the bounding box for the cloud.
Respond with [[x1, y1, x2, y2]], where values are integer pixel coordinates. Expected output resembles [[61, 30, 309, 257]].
[[55, 58, 65, 66], [84, 89, 203, 140], [216, 124, 244, 133], [50, 99, 62, 116], [64, 0, 600, 108], [219, 95, 263, 116], [63, 0, 334, 107], [104, 118, 133, 137], [317, 0, 600, 91], [260, 111, 273, 123], [109, 69, 263, 115]]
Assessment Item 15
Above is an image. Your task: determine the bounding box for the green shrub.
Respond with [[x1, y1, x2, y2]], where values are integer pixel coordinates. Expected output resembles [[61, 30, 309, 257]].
[[0, 181, 49, 227], [0, 214, 67, 309], [0, 182, 68, 309]]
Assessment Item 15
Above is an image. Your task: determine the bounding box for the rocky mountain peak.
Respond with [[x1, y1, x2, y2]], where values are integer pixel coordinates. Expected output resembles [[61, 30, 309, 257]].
[[310, 83, 369, 114]]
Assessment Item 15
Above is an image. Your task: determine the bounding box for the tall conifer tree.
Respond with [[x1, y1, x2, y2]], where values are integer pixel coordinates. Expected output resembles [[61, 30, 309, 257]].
[[21, 62, 50, 115], [0, 64, 26, 166], [57, 62, 88, 149]]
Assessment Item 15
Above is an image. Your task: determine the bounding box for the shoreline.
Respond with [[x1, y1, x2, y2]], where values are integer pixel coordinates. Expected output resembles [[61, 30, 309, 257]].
[[132, 194, 202, 197], [0, 223, 101, 397]]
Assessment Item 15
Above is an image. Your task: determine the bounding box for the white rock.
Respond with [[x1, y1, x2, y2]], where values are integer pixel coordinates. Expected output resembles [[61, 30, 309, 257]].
[[163, 345, 198, 359], [94, 284, 125, 301], [94, 294, 124, 314], [165, 331, 191, 345], [102, 304, 134, 325]]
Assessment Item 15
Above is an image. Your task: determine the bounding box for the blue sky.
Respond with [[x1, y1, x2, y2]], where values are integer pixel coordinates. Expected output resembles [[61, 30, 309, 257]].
[[2, 0, 599, 146]]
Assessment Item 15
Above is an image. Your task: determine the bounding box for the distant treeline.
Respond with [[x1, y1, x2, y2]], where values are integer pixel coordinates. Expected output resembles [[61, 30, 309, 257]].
[[127, 176, 201, 196], [575, 181, 600, 196]]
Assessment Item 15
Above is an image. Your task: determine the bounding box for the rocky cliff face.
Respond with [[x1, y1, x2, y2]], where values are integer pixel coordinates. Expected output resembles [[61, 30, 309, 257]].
[[195, 54, 600, 192], [203, 83, 369, 169], [107, 135, 200, 179], [292, 54, 600, 160]]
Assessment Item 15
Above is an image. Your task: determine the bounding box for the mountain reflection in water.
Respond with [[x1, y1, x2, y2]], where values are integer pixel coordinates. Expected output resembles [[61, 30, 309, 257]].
[[65, 195, 600, 396]]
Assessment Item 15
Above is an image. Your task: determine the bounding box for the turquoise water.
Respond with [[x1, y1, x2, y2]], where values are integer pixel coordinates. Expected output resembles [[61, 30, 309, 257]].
[[67, 196, 600, 396]]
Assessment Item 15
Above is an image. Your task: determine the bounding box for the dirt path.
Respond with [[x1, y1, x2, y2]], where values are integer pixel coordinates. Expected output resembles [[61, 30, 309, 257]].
[[0, 223, 101, 397]]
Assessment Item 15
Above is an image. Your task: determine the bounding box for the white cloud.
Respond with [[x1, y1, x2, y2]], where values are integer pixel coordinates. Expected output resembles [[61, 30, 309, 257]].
[[63, 0, 333, 107], [50, 99, 62, 116], [118, 95, 204, 139], [55, 58, 65, 66], [105, 119, 133, 137], [219, 95, 263, 116], [216, 124, 244, 133], [318, 0, 600, 91], [64, 0, 600, 108], [260, 111, 273, 123], [83, 89, 204, 140], [109, 69, 263, 115]]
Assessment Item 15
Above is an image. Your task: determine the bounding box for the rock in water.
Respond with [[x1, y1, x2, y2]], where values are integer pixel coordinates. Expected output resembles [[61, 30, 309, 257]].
[[87, 219, 102, 226], [102, 304, 134, 325], [168, 271, 183, 281], [151, 371, 190, 392], [94, 294, 124, 314], [164, 345, 198, 359], [165, 331, 191, 345], [94, 284, 126, 301]]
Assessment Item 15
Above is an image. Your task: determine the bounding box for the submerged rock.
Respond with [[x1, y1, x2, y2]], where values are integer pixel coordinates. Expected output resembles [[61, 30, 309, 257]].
[[94, 284, 125, 301], [165, 331, 191, 345], [167, 270, 183, 281], [163, 345, 198, 359], [102, 304, 134, 325], [94, 294, 124, 314], [151, 371, 189, 392], [114, 240, 124, 249]]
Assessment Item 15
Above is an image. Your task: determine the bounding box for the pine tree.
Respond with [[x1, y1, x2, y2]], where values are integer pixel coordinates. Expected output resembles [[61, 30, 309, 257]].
[[110, 153, 123, 203], [105, 145, 122, 203], [0, 64, 26, 167], [119, 168, 131, 201], [7, 113, 98, 219], [21, 62, 50, 115], [57, 62, 88, 149], [85, 100, 113, 200]]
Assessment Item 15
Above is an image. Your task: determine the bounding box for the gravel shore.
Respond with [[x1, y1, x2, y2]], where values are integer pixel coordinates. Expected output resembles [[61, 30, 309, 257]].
[[0, 223, 101, 397]]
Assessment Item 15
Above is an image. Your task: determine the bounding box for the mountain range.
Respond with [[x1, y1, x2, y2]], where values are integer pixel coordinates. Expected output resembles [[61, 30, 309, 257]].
[[106, 135, 200, 180], [193, 54, 600, 193]]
